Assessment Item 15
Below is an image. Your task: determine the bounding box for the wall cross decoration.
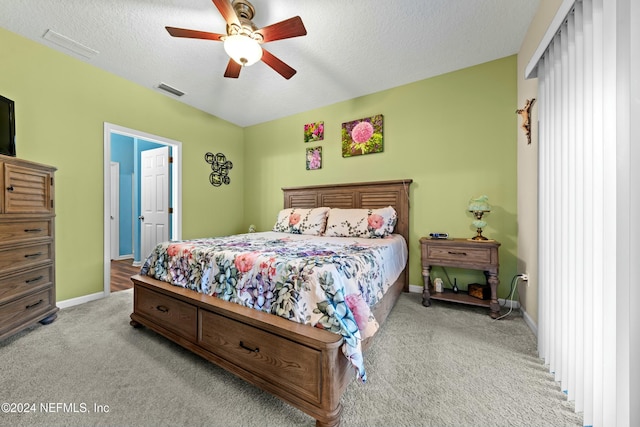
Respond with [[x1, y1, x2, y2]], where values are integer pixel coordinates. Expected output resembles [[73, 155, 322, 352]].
[[205, 152, 233, 187], [516, 98, 536, 145]]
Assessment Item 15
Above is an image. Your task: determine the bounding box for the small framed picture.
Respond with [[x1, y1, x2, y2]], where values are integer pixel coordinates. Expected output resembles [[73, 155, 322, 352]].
[[306, 146, 322, 170], [304, 121, 324, 142]]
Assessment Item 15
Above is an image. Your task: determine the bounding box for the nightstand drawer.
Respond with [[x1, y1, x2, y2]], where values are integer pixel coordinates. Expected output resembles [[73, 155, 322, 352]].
[[426, 244, 493, 264]]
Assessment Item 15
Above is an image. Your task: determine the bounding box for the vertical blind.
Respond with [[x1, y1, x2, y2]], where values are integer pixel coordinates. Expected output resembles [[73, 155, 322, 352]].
[[527, 0, 619, 426]]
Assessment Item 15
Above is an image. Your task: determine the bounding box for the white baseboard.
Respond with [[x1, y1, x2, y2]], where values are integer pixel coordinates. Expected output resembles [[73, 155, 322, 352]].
[[57, 291, 105, 309], [498, 298, 521, 309], [114, 254, 134, 261], [408, 283, 422, 293], [521, 307, 538, 336]]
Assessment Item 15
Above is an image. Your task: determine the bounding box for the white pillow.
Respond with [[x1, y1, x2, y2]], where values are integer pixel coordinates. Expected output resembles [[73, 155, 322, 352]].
[[272, 207, 330, 235], [324, 206, 397, 238]]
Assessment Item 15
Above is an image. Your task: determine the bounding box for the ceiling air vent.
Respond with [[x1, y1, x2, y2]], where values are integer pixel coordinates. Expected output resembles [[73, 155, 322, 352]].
[[43, 29, 98, 59], [157, 83, 185, 97]]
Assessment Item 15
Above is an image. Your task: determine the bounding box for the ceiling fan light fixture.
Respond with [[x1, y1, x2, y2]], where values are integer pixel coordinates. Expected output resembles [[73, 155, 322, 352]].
[[223, 34, 262, 66]]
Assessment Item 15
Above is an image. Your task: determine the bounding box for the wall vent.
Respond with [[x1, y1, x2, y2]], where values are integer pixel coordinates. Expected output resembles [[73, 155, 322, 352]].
[[157, 83, 185, 97]]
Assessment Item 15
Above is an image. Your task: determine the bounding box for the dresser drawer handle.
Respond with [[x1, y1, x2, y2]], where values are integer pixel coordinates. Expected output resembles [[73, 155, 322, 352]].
[[26, 275, 45, 284], [6, 185, 14, 192], [24, 252, 43, 258], [156, 305, 169, 313], [26, 299, 44, 309], [448, 251, 467, 256], [239, 341, 260, 353], [24, 228, 44, 233]]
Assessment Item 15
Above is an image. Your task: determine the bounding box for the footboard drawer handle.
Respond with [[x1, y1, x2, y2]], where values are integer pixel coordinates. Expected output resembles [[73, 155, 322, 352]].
[[448, 251, 467, 256], [26, 276, 45, 284], [156, 305, 169, 313], [24, 228, 43, 233], [239, 341, 259, 353], [25, 252, 43, 258], [26, 299, 44, 309]]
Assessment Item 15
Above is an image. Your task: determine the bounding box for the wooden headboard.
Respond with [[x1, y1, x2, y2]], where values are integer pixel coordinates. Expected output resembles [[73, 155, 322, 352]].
[[282, 179, 413, 290]]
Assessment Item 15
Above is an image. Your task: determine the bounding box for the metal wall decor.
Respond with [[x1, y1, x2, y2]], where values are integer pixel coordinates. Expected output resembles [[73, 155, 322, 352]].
[[516, 98, 536, 145], [205, 152, 233, 186]]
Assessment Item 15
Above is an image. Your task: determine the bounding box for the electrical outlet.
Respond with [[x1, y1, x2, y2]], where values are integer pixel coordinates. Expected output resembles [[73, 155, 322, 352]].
[[520, 273, 529, 282]]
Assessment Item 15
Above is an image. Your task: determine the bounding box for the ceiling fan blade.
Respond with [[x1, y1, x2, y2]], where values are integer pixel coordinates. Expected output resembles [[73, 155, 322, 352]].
[[261, 49, 296, 80], [224, 59, 242, 78], [258, 16, 307, 43], [212, 0, 240, 26], [166, 27, 224, 41]]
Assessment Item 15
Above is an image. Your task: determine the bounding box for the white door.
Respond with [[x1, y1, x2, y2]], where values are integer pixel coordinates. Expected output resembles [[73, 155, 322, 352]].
[[140, 146, 170, 259], [110, 162, 120, 260]]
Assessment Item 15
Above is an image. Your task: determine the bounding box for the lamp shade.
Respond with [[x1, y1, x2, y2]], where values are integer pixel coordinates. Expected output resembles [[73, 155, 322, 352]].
[[467, 195, 491, 212], [224, 34, 263, 66]]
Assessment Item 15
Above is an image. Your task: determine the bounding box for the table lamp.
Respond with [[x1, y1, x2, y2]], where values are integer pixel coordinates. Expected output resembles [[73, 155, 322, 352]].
[[467, 195, 491, 241]]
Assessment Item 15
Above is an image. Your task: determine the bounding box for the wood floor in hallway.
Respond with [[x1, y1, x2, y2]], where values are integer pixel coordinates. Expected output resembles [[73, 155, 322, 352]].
[[110, 259, 139, 292]]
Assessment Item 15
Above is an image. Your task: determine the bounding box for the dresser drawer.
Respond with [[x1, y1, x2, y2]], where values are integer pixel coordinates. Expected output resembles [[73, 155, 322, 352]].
[[0, 242, 53, 275], [0, 219, 53, 245], [0, 287, 54, 336], [199, 309, 322, 404], [0, 264, 53, 305], [134, 286, 197, 341], [425, 244, 493, 264]]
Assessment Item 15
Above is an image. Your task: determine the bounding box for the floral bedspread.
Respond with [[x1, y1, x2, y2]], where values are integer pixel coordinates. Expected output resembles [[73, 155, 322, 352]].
[[140, 231, 407, 382]]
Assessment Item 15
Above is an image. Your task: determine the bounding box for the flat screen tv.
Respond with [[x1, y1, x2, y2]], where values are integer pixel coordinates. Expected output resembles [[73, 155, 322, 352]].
[[0, 94, 16, 157]]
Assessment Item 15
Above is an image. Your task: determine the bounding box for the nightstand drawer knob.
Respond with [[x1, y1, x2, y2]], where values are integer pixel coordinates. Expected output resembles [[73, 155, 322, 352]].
[[448, 251, 467, 256]]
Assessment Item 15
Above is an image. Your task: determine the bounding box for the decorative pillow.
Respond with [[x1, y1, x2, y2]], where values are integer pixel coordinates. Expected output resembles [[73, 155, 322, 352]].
[[272, 207, 330, 235], [324, 206, 397, 238]]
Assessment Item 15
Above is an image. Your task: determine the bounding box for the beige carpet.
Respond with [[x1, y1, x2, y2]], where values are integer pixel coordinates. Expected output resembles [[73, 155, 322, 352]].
[[0, 289, 583, 427]]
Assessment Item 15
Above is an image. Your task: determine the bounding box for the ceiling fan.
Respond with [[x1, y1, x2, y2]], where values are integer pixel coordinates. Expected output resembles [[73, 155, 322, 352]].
[[166, 0, 307, 79]]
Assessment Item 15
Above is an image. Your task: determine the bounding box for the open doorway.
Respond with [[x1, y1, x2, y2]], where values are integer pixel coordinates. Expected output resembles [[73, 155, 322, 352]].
[[103, 123, 182, 296]]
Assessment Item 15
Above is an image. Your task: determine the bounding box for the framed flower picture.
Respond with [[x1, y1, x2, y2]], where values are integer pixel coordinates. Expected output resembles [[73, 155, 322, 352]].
[[304, 121, 324, 142], [306, 146, 322, 170], [341, 114, 383, 157]]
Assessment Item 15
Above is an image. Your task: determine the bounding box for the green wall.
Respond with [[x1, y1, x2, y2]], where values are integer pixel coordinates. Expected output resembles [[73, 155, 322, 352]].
[[243, 56, 518, 296], [0, 28, 245, 301], [1, 26, 518, 301]]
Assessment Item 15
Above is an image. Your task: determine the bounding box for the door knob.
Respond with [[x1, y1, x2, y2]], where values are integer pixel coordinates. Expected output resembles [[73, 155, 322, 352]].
[[138, 215, 144, 221]]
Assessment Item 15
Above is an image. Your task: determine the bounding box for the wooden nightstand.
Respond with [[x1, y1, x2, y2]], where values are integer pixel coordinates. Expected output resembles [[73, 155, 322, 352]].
[[420, 237, 501, 318]]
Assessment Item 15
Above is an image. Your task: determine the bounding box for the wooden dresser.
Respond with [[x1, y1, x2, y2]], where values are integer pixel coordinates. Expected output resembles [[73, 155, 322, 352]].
[[0, 155, 58, 340]]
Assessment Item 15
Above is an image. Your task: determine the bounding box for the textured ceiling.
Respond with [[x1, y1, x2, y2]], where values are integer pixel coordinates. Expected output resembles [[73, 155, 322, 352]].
[[0, 0, 540, 127]]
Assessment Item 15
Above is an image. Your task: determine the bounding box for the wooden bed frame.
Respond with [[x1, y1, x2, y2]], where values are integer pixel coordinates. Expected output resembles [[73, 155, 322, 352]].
[[129, 179, 412, 427]]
